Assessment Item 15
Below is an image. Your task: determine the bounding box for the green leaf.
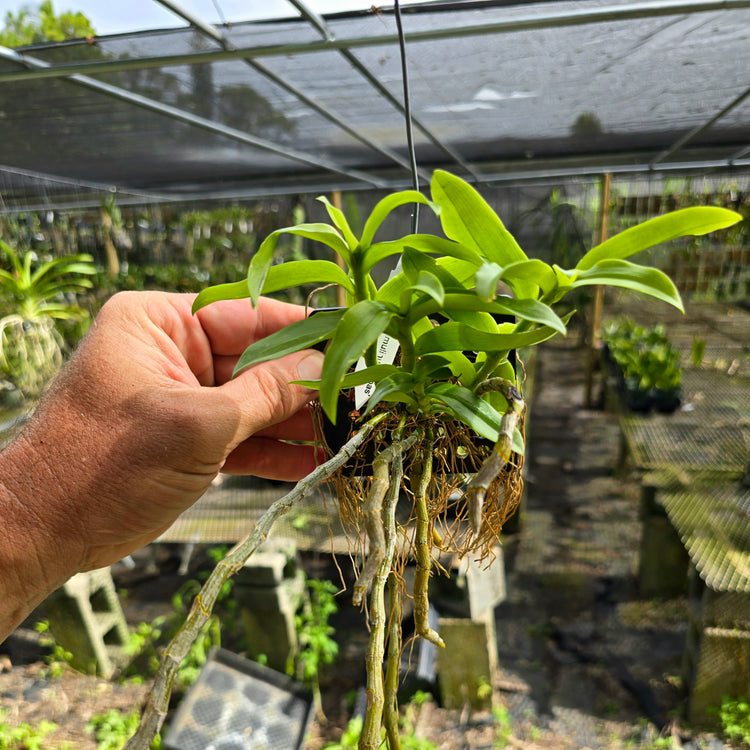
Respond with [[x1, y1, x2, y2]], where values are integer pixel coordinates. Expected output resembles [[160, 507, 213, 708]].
[[294, 363, 399, 390], [317, 196, 359, 250], [426, 382, 504, 441], [577, 206, 742, 271], [192, 279, 251, 313], [361, 372, 418, 415], [377, 252, 464, 308], [261, 260, 355, 296], [320, 301, 394, 421], [444, 307, 501, 332], [400, 270, 445, 312], [360, 190, 438, 249], [430, 170, 528, 266], [437, 256, 482, 286], [233, 309, 345, 375], [248, 224, 351, 304], [494, 297, 566, 333], [401, 245, 427, 284], [511, 428, 525, 455], [570, 260, 684, 311], [501, 259, 557, 298], [364, 234, 482, 273], [410, 292, 567, 335], [415, 317, 571, 357], [413, 354, 455, 379], [475, 262, 502, 301]]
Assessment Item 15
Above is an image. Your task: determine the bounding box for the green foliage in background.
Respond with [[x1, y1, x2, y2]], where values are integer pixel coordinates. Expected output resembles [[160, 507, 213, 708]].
[[601, 318, 682, 393], [0, 0, 95, 47], [713, 695, 750, 747], [0, 239, 96, 322], [288, 577, 339, 719], [86, 710, 161, 750], [121, 547, 236, 691], [321, 693, 438, 750], [34, 619, 74, 678]]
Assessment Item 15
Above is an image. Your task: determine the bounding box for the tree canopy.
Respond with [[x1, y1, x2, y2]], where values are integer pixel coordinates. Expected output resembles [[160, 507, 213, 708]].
[[0, 0, 95, 47]]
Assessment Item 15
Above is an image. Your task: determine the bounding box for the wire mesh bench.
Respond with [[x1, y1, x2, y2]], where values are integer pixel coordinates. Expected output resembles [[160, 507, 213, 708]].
[[659, 484, 750, 725], [619, 365, 750, 726], [157, 476, 356, 555], [619, 369, 750, 482]]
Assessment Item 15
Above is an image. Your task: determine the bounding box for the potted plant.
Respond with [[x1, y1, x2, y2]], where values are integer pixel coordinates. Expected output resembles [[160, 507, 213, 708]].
[[601, 319, 683, 414], [0, 238, 97, 403], [125, 170, 740, 750], [646, 340, 683, 413]]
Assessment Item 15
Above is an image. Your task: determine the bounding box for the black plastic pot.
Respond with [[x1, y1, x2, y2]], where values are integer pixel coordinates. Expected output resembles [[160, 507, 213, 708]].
[[624, 378, 653, 413], [652, 387, 682, 414]]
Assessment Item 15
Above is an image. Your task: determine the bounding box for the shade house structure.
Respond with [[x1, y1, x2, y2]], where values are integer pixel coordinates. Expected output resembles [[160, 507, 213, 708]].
[[0, 0, 749, 212], [2, 5, 750, 745]]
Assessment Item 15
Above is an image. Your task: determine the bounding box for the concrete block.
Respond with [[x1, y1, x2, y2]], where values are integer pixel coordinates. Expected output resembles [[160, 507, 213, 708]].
[[687, 627, 750, 728], [437, 610, 497, 711], [639, 515, 689, 598], [433, 547, 506, 620], [235, 568, 306, 673], [44, 567, 129, 678], [235, 552, 290, 587]]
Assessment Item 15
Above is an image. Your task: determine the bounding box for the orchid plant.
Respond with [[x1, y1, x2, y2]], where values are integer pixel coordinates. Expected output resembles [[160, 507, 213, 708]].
[[127, 170, 740, 750]]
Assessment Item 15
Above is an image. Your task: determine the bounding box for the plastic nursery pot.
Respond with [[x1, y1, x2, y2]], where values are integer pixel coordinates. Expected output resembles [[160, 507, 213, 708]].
[[623, 378, 654, 413], [651, 387, 682, 414]]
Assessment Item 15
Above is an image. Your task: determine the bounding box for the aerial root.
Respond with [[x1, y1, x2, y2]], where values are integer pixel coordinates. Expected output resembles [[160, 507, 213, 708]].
[[466, 379, 526, 537], [413, 425, 445, 649], [353, 430, 422, 606]]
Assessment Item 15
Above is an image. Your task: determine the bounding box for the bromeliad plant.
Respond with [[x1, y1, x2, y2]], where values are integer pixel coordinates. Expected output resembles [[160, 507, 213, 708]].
[[126, 171, 740, 750]]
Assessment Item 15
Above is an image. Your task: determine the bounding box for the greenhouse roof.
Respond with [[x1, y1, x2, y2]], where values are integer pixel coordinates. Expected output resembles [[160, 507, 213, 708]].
[[0, 0, 749, 211]]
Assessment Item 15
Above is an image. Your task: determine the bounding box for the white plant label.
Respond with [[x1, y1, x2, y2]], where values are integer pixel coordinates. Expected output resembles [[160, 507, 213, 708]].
[[354, 333, 401, 409]]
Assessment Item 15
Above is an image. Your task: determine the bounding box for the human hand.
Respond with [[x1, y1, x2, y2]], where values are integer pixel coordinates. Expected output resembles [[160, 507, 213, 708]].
[[0, 291, 324, 598]]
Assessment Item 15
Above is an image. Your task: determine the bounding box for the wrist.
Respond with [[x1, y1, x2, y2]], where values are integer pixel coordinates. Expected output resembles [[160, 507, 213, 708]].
[[0, 429, 86, 641]]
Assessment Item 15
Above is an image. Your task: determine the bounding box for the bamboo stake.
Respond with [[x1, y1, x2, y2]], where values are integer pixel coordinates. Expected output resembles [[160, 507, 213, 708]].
[[585, 172, 611, 407]]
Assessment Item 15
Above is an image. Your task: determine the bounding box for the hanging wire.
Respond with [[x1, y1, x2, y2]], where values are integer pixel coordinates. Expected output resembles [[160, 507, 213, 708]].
[[211, 0, 228, 27], [394, 0, 420, 234]]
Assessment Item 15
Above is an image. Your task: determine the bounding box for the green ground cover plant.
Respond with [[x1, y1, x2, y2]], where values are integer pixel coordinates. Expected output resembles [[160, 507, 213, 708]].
[[0, 708, 62, 750], [288, 576, 339, 720], [713, 695, 750, 747]]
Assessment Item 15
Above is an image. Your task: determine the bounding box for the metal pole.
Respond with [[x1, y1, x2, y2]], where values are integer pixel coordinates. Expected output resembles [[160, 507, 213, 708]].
[[651, 83, 750, 166]]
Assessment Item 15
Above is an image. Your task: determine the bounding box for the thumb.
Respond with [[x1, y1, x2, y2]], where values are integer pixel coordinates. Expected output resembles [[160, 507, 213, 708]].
[[221, 348, 324, 439]]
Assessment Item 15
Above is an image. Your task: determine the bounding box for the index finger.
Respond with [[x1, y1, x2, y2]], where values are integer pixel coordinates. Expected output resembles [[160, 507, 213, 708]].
[[194, 295, 308, 357]]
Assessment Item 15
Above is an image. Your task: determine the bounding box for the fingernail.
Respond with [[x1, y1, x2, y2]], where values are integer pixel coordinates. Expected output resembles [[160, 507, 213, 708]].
[[297, 350, 324, 386]]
